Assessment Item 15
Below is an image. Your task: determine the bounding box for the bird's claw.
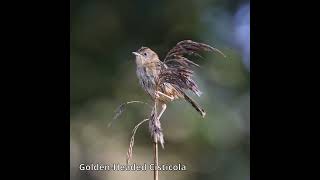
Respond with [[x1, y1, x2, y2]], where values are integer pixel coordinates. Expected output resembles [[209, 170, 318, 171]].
[[155, 92, 160, 99]]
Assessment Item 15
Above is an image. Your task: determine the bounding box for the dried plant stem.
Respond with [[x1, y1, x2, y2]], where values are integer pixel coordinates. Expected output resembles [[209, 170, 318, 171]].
[[126, 118, 149, 164], [153, 100, 159, 180], [109, 100, 151, 127], [153, 139, 159, 180]]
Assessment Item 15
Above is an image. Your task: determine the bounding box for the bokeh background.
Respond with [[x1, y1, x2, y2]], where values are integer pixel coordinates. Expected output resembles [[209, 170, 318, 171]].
[[70, 0, 250, 180]]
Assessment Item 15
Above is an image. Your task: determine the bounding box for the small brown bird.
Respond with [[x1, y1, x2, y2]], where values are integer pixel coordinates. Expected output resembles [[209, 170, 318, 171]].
[[132, 40, 225, 121]]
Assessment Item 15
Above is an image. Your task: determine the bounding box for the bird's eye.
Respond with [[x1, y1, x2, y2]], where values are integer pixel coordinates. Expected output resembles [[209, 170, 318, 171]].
[[143, 53, 147, 56]]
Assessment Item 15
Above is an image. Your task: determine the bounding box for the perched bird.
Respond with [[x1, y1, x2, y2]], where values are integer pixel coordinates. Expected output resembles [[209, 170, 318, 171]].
[[132, 40, 225, 121]]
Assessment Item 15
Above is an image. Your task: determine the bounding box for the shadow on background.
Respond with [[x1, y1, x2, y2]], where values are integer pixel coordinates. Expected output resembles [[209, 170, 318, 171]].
[[71, 0, 250, 180]]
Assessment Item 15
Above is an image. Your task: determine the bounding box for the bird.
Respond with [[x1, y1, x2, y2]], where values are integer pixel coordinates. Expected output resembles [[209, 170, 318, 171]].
[[132, 40, 225, 121]]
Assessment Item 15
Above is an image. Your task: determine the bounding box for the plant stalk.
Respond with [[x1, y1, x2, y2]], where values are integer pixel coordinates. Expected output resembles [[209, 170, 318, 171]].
[[153, 139, 159, 180]]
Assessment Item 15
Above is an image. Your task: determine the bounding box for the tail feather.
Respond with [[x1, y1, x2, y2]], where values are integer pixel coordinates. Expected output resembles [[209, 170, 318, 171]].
[[183, 93, 206, 118]]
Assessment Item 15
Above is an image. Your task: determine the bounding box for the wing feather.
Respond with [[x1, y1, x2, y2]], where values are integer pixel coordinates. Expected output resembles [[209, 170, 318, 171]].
[[158, 40, 225, 96]]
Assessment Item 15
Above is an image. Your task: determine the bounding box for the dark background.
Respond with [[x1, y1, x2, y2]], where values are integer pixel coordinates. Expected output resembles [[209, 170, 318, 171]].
[[70, 0, 250, 180]]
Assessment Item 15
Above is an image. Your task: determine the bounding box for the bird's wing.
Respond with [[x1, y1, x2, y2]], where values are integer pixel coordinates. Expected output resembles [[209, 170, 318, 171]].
[[158, 40, 225, 97], [163, 40, 225, 64]]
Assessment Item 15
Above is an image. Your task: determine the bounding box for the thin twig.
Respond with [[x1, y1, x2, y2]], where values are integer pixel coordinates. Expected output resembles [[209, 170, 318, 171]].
[[109, 100, 152, 127], [153, 141, 159, 180], [126, 118, 150, 164], [153, 100, 159, 180]]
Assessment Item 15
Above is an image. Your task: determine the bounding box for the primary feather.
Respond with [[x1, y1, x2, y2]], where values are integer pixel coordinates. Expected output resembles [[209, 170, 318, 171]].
[[158, 40, 225, 97]]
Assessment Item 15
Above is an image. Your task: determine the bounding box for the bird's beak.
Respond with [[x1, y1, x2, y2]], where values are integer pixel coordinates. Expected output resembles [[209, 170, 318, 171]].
[[132, 52, 140, 56]]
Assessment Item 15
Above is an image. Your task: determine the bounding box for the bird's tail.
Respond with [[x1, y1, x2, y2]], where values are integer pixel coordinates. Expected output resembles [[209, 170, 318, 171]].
[[183, 93, 206, 118]]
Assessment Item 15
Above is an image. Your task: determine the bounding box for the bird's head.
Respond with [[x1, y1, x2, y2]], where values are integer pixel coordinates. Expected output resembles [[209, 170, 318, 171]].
[[132, 47, 159, 66]]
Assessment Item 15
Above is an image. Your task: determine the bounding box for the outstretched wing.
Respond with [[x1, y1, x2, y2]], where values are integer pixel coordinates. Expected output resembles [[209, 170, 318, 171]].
[[158, 40, 225, 96], [164, 40, 225, 63]]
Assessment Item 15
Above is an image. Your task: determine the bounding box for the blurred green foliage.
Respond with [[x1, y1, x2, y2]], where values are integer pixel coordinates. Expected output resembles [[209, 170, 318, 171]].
[[71, 0, 250, 180]]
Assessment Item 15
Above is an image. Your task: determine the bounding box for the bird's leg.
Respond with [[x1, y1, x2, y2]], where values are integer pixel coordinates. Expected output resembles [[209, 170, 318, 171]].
[[154, 91, 171, 120], [155, 91, 174, 101], [157, 103, 167, 121]]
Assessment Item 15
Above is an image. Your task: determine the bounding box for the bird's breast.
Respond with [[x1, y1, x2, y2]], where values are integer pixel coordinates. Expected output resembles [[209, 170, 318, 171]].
[[136, 66, 158, 99], [136, 65, 182, 101]]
